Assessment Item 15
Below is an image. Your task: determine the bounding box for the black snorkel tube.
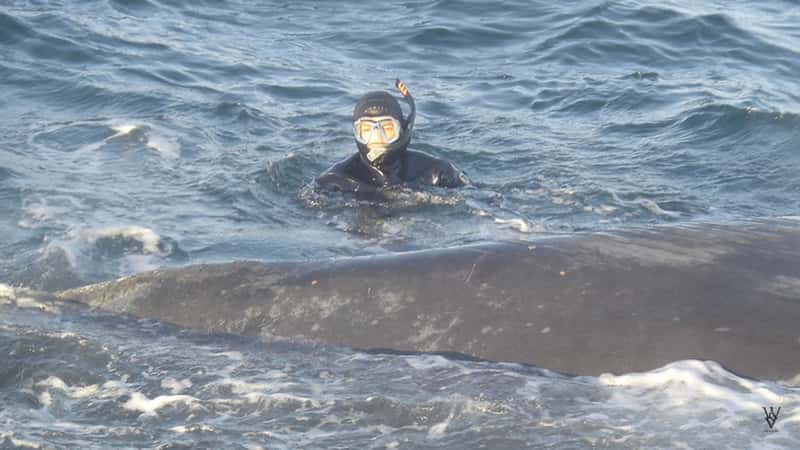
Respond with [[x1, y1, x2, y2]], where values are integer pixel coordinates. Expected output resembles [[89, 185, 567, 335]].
[[395, 78, 416, 137]]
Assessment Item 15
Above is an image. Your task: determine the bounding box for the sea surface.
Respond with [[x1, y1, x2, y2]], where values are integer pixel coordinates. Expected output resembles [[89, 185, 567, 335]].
[[1, 0, 799, 448]]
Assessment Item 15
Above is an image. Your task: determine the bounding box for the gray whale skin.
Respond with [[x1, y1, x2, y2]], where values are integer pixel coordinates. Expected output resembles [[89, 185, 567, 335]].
[[47, 218, 800, 384]]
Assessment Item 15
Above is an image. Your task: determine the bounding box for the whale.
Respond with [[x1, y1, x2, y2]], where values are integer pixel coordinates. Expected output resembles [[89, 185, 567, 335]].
[[11, 218, 800, 384]]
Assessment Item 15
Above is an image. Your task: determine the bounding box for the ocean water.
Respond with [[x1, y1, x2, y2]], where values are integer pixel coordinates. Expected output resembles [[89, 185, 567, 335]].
[[1, 0, 799, 448]]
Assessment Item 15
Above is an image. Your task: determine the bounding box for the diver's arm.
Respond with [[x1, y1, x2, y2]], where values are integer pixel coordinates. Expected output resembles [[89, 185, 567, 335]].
[[431, 161, 468, 188], [315, 171, 389, 203], [316, 171, 363, 193], [406, 151, 468, 188], [316, 160, 381, 195]]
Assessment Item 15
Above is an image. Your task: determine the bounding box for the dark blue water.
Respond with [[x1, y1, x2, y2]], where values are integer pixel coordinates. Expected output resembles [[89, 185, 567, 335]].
[[1, 0, 799, 448]]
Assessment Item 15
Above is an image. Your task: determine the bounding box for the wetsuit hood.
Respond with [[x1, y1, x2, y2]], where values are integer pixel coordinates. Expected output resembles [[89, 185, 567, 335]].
[[352, 80, 416, 172]]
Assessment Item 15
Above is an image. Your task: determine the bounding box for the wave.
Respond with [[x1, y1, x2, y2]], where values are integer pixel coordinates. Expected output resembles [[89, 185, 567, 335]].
[[407, 25, 519, 49], [257, 152, 322, 197], [604, 103, 800, 141], [0, 166, 20, 182], [107, 0, 159, 15], [674, 104, 800, 134], [4, 225, 186, 291], [0, 11, 31, 44], [256, 83, 348, 101], [0, 11, 102, 64], [529, 5, 800, 70]]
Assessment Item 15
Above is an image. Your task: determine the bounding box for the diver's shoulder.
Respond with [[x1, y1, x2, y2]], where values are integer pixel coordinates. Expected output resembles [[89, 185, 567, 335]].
[[319, 154, 358, 176], [404, 150, 467, 187], [316, 154, 359, 185]]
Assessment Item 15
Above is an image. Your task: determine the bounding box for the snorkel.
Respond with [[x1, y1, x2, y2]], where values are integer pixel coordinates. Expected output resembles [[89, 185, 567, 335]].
[[395, 78, 416, 140]]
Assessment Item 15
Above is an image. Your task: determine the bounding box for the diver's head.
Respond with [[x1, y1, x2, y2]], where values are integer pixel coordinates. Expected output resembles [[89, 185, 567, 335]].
[[352, 80, 416, 167]]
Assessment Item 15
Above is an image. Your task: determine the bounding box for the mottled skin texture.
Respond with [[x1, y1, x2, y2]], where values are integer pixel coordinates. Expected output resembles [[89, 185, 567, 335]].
[[54, 219, 800, 384]]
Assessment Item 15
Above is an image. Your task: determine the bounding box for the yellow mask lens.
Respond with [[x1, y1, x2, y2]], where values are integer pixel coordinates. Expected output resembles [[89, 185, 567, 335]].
[[354, 117, 401, 145], [379, 120, 397, 141]]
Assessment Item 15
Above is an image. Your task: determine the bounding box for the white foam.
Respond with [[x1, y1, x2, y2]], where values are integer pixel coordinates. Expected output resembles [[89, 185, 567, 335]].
[[458, 395, 511, 416], [97, 380, 132, 398], [111, 123, 138, 135], [381, 188, 462, 207], [213, 351, 244, 361], [494, 217, 545, 233], [161, 378, 193, 394], [0, 432, 41, 449], [50, 331, 80, 340], [582, 204, 618, 215], [238, 392, 320, 408], [145, 133, 180, 158], [220, 378, 275, 395], [37, 376, 69, 390], [599, 360, 791, 412], [79, 121, 180, 158], [404, 354, 461, 371], [36, 376, 100, 399], [428, 408, 455, 438], [0, 283, 16, 304], [67, 225, 163, 255], [17, 201, 55, 229], [638, 198, 681, 218], [550, 196, 575, 206], [29, 224, 177, 283], [75, 121, 139, 153], [171, 424, 216, 433], [15, 296, 51, 311], [504, 359, 800, 447], [553, 187, 576, 196], [37, 390, 53, 408], [123, 392, 199, 416]]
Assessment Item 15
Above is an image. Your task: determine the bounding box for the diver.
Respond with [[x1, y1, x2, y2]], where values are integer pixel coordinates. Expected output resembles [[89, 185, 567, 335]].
[[316, 79, 467, 193]]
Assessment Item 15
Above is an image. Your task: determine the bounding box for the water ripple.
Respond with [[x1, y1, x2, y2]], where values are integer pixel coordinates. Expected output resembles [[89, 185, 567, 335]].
[[1, 0, 798, 274]]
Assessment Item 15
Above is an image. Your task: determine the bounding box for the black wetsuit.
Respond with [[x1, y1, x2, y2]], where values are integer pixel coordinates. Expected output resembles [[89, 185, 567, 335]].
[[316, 150, 467, 193]]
